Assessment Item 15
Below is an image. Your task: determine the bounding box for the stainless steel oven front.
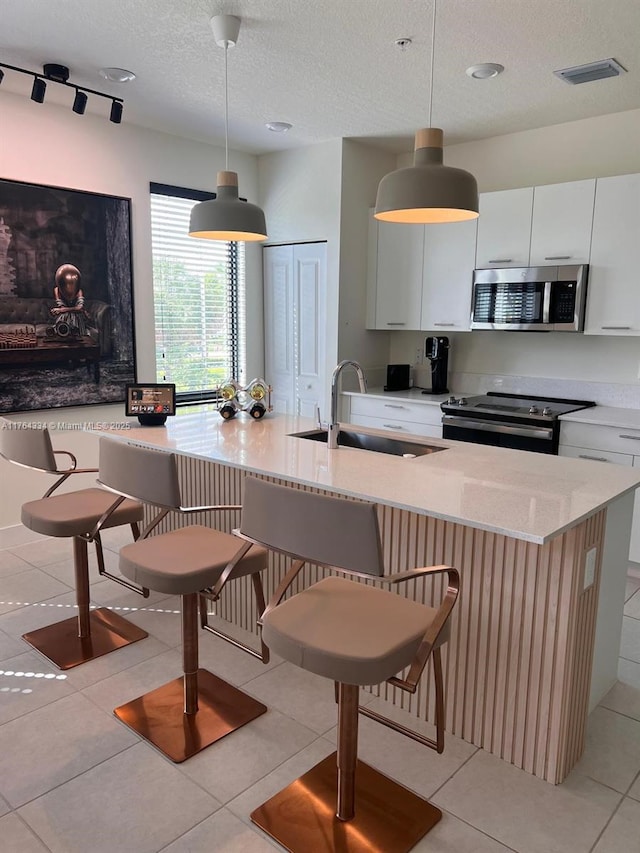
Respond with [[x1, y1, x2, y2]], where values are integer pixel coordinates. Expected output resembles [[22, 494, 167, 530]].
[[441, 415, 557, 454]]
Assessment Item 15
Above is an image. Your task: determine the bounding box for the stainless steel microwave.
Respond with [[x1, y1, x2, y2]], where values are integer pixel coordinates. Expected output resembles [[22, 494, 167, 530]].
[[470, 264, 588, 332]]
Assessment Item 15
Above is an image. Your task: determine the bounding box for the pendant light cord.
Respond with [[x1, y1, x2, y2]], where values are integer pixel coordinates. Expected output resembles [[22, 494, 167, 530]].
[[427, 0, 437, 127], [224, 42, 229, 171]]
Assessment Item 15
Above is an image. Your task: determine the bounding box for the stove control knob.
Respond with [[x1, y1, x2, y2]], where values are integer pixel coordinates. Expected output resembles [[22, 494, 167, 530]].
[[529, 405, 539, 415], [458, 397, 468, 406], [447, 396, 457, 405], [542, 406, 552, 416]]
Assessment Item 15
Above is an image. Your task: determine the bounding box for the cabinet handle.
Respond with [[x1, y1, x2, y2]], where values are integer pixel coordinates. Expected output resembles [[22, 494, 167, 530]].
[[544, 255, 571, 260], [434, 322, 455, 327], [384, 404, 407, 409], [619, 434, 640, 441], [383, 424, 405, 430], [488, 258, 513, 264], [578, 454, 609, 462], [601, 326, 631, 330], [386, 322, 406, 326]]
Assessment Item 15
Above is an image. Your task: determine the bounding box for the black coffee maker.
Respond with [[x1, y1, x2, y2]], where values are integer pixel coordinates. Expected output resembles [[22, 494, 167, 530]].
[[422, 336, 450, 395]]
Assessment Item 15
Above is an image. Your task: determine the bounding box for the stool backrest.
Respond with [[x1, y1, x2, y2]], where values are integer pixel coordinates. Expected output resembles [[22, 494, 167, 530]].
[[240, 477, 385, 576], [99, 438, 182, 508], [0, 418, 56, 472]]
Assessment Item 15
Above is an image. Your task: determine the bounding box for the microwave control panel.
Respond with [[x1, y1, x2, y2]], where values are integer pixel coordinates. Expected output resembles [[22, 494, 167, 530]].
[[550, 281, 577, 323]]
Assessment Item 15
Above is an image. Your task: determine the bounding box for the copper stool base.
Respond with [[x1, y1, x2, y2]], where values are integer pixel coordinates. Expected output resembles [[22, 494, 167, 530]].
[[22, 607, 148, 671], [114, 668, 267, 763], [251, 752, 442, 853]]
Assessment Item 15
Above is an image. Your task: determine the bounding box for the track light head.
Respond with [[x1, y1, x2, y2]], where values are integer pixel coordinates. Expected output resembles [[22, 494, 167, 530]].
[[31, 78, 46, 103], [0, 68, 4, 84], [72, 89, 88, 115], [109, 100, 123, 124]]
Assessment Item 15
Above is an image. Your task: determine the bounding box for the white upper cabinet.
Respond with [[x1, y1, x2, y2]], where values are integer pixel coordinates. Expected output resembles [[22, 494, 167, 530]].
[[585, 173, 640, 336], [475, 187, 533, 268], [366, 212, 424, 330], [421, 219, 477, 332], [529, 179, 595, 266]]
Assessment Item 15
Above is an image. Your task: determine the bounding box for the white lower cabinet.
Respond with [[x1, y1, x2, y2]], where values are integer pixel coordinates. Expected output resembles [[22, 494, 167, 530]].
[[346, 395, 442, 439], [560, 421, 640, 562]]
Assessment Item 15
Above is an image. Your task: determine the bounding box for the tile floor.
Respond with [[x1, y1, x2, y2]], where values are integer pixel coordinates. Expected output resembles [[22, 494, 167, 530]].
[[1, 525, 640, 853]]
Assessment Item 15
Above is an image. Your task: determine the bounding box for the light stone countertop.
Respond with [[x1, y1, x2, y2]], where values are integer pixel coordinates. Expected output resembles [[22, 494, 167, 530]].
[[342, 387, 454, 406], [560, 406, 640, 430], [98, 411, 640, 545]]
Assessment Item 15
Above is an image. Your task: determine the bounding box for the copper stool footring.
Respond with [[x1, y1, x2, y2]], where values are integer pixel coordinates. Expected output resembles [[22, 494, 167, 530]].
[[113, 593, 267, 762], [21, 537, 148, 670], [250, 682, 442, 852]]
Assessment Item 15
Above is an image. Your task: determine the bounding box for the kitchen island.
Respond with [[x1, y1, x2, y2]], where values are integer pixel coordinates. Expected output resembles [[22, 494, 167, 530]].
[[98, 411, 640, 783]]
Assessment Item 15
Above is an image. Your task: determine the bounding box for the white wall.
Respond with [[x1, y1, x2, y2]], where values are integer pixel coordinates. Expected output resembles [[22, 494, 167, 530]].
[[338, 141, 396, 378], [390, 108, 640, 389], [0, 90, 262, 526], [258, 139, 343, 415], [0, 90, 263, 382]]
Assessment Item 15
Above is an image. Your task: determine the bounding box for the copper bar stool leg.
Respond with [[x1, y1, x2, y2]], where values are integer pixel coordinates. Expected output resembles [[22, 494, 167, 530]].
[[21, 535, 148, 671], [433, 647, 445, 753], [336, 682, 359, 821], [182, 593, 199, 715], [73, 536, 91, 639]]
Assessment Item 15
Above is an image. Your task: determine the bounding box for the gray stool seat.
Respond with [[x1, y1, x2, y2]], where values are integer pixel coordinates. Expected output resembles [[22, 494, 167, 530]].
[[0, 419, 148, 671], [120, 524, 268, 596], [22, 488, 143, 538], [98, 437, 270, 763], [262, 575, 447, 686], [238, 477, 460, 853]]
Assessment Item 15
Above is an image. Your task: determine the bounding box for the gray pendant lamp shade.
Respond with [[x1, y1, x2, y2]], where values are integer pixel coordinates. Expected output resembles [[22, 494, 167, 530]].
[[375, 128, 478, 224], [189, 14, 267, 242], [189, 171, 268, 241]]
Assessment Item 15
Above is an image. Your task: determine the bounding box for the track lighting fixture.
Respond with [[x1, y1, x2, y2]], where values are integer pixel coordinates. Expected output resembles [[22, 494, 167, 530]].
[[109, 100, 123, 124], [30, 77, 46, 103], [0, 61, 126, 125], [72, 89, 87, 115]]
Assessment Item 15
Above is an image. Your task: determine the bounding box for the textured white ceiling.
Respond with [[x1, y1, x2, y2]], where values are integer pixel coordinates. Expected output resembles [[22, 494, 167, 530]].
[[2, 0, 640, 154]]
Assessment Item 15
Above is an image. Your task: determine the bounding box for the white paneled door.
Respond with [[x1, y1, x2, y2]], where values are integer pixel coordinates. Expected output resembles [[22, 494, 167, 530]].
[[264, 242, 327, 417]]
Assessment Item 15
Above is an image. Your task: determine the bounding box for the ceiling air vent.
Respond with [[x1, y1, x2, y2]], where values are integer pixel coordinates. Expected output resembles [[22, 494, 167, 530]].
[[554, 58, 627, 85]]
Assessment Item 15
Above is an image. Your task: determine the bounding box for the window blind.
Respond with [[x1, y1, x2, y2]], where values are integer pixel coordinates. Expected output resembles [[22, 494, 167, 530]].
[[150, 184, 246, 402]]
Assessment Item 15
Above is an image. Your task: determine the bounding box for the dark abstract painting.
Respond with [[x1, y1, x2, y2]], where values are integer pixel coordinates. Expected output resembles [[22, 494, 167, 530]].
[[0, 178, 136, 412]]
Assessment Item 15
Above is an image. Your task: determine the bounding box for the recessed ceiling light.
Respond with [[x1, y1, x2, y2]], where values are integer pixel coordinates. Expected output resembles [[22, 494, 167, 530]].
[[466, 63, 504, 80], [99, 67, 136, 83], [265, 121, 292, 133]]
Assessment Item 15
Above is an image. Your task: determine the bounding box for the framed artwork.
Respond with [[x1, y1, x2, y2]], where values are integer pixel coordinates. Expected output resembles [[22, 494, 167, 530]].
[[0, 178, 136, 413]]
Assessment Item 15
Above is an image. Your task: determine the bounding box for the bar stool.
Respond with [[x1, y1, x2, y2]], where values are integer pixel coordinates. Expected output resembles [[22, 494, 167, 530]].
[[236, 477, 460, 853], [97, 437, 269, 762], [0, 418, 148, 670]]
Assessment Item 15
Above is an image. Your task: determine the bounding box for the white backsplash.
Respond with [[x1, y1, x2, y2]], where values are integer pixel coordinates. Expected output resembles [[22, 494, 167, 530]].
[[449, 372, 640, 408]]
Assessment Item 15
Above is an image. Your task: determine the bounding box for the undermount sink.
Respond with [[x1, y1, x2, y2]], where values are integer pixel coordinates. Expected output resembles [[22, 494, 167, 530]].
[[290, 429, 446, 458]]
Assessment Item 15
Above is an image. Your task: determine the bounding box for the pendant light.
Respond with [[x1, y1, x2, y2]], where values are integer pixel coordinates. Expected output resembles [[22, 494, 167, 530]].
[[375, 0, 478, 224], [189, 15, 267, 241]]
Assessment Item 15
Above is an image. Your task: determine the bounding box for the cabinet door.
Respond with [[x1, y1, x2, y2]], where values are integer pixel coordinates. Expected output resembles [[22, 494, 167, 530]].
[[368, 216, 424, 330], [264, 243, 328, 416], [264, 246, 296, 414], [294, 243, 327, 418], [475, 187, 534, 268], [585, 173, 640, 336], [529, 179, 595, 266], [421, 219, 477, 332]]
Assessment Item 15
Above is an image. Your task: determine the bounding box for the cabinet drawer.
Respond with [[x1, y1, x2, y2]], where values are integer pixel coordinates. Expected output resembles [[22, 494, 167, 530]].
[[558, 445, 633, 466], [560, 421, 640, 455], [349, 396, 442, 426], [350, 413, 442, 439]]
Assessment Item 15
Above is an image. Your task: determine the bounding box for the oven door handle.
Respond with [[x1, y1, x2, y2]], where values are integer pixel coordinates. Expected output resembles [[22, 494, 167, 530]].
[[442, 415, 554, 441]]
